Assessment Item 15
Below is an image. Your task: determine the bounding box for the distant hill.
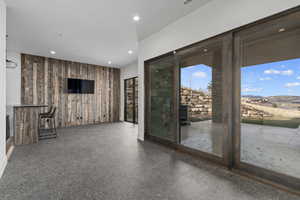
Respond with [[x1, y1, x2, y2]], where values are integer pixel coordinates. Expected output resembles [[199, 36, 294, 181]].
[[242, 95, 263, 98], [242, 95, 300, 103], [267, 96, 300, 103]]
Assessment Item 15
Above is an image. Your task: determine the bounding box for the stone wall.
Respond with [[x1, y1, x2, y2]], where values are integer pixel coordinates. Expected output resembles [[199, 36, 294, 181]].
[[181, 87, 273, 121], [181, 87, 212, 120]]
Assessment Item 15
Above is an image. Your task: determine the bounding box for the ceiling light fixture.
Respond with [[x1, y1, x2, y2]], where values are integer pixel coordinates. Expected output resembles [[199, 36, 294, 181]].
[[108, 61, 112, 65], [128, 50, 133, 54], [50, 50, 56, 55], [133, 15, 140, 22]]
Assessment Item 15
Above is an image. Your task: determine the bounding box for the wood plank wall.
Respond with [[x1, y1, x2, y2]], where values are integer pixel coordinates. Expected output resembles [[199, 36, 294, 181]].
[[21, 54, 120, 127], [14, 107, 41, 145]]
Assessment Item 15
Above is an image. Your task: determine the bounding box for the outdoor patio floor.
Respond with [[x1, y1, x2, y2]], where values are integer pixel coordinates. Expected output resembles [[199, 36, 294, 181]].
[[181, 121, 300, 179]]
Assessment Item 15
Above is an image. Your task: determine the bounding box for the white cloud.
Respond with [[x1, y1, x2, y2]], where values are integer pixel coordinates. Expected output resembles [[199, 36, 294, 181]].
[[282, 70, 294, 75], [242, 88, 263, 93], [264, 69, 293, 75], [193, 71, 206, 78], [297, 76, 300, 80], [259, 77, 272, 81], [264, 69, 280, 74], [285, 82, 300, 87]]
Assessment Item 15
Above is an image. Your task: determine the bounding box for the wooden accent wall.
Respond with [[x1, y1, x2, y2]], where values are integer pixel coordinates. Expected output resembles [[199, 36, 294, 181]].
[[21, 54, 120, 127]]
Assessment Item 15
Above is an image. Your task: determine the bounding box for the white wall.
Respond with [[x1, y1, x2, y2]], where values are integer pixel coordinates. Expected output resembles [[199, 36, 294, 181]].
[[0, 0, 6, 178], [6, 52, 21, 106], [6, 52, 21, 137], [137, 0, 300, 140], [120, 61, 138, 121]]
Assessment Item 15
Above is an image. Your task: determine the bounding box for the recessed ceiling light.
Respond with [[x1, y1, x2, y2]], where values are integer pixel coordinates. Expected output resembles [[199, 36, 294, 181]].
[[203, 49, 208, 52], [128, 50, 133, 54], [278, 28, 285, 32], [108, 61, 112, 65], [50, 50, 56, 55], [133, 15, 140, 22]]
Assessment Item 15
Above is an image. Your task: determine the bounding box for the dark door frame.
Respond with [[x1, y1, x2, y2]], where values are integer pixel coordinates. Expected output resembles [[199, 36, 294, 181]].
[[144, 33, 233, 166], [176, 33, 233, 167], [232, 10, 300, 193], [124, 77, 138, 124]]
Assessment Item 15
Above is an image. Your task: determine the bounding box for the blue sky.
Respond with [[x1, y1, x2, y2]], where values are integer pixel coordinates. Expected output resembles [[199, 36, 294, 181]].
[[241, 58, 300, 97], [181, 64, 212, 93], [181, 58, 300, 97]]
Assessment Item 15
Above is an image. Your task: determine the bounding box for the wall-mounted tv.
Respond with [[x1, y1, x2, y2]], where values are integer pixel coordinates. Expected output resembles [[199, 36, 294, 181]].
[[67, 78, 95, 94]]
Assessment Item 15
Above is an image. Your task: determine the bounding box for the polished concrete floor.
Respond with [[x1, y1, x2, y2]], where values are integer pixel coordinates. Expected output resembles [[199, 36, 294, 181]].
[[0, 122, 299, 200], [181, 120, 300, 179], [241, 123, 300, 179], [181, 120, 223, 156]]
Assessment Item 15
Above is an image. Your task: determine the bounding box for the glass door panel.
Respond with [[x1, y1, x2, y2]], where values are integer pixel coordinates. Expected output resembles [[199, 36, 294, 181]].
[[235, 11, 300, 180], [134, 78, 138, 123], [147, 55, 178, 142], [125, 78, 134, 123], [178, 40, 228, 158]]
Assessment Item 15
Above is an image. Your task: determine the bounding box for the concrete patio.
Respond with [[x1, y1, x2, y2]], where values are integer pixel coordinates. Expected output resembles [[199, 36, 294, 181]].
[[181, 121, 300, 179]]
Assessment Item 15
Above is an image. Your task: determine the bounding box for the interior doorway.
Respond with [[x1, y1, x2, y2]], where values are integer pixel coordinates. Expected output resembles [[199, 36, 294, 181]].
[[124, 77, 138, 124]]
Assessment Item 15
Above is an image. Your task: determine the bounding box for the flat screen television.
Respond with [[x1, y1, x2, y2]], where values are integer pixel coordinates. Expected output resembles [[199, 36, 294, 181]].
[[67, 78, 95, 94]]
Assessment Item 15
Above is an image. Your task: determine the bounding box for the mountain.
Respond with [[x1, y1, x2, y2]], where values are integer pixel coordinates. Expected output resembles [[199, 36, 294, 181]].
[[241, 95, 300, 103], [242, 95, 263, 98], [267, 96, 300, 103]]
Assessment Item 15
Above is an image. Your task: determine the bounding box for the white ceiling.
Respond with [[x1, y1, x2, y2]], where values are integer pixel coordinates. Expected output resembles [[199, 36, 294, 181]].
[[6, 0, 211, 67]]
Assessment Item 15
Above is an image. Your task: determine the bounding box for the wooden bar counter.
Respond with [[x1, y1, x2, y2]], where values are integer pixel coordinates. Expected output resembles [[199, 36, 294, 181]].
[[13, 105, 48, 145]]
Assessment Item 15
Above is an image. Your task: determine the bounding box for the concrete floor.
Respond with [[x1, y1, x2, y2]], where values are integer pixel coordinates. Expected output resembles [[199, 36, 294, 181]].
[[241, 123, 300, 179], [181, 121, 300, 179], [181, 120, 223, 156], [0, 122, 299, 200]]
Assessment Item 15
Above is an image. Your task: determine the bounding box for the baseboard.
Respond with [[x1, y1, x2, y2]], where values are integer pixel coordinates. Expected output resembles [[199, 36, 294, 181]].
[[6, 136, 14, 154], [6, 145, 14, 160], [137, 136, 144, 141], [0, 155, 8, 178]]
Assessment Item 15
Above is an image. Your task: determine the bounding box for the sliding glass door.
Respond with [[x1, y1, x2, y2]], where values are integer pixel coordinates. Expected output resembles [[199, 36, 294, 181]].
[[124, 77, 138, 123], [177, 35, 232, 162], [234, 11, 300, 190], [145, 35, 232, 162], [144, 7, 300, 192]]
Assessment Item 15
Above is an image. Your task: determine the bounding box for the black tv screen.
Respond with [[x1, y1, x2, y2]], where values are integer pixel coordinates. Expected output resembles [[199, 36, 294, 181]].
[[67, 78, 95, 94]]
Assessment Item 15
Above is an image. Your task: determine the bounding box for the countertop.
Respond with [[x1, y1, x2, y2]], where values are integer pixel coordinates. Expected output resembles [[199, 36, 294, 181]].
[[12, 105, 48, 108]]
